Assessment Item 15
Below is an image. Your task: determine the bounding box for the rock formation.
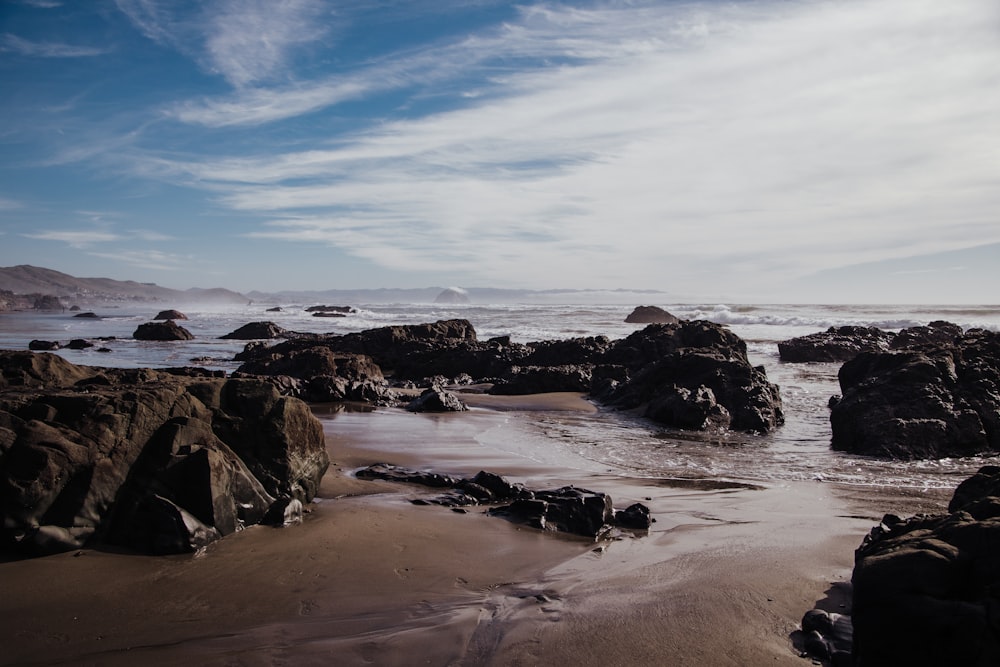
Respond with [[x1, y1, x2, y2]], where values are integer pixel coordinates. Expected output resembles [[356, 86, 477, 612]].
[[233, 318, 784, 434], [355, 463, 650, 538], [624, 305, 679, 324], [434, 287, 471, 304], [849, 465, 1000, 665], [0, 351, 327, 557], [830, 328, 1000, 459], [133, 320, 194, 341], [153, 309, 188, 320], [778, 326, 895, 362]]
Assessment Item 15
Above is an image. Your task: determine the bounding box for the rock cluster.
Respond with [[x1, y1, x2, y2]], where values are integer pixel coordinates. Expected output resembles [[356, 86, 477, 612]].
[[355, 463, 651, 538], [233, 318, 784, 434], [848, 465, 1000, 665], [778, 320, 965, 363], [0, 351, 328, 557], [830, 328, 1000, 459]]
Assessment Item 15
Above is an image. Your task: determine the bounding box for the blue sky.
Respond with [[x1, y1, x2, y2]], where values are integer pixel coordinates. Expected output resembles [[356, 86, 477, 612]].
[[1, 0, 998, 302]]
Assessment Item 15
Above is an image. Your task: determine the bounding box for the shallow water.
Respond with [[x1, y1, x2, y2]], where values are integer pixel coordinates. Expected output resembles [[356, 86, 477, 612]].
[[2, 302, 998, 492]]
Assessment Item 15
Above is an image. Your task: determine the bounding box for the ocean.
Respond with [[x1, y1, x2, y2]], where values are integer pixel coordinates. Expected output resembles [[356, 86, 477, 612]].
[[2, 302, 999, 494]]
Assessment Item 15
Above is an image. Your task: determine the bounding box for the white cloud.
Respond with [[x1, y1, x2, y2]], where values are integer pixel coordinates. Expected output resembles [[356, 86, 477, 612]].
[[203, 0, 328, 88], [0, 33, 107, 58], [137, 0, 1000, 293], [24, 229, 121, 248], [0, 197, 23, 210], [88, 249, 189, 271]]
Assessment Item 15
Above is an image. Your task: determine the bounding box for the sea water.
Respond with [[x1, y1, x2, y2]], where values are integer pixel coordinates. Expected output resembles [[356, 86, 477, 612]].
[[2, 302, 999, 491]]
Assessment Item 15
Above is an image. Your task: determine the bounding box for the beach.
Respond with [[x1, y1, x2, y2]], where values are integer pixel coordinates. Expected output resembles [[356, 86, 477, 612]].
[[0, 392, 952, 666]]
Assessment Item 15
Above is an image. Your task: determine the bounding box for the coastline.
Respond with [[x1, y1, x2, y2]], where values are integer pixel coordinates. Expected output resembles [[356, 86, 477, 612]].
[[0, 393, 950, 666]]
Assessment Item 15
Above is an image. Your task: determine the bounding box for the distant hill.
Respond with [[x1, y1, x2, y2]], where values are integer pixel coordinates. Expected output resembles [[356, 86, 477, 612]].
[[0, 265, 247, 307], [247, 286, 669, 305]]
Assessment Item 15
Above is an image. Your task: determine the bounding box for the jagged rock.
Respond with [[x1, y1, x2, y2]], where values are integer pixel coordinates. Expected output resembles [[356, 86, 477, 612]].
[[851, 465, 1000, 665], [778, 326, 895, 363], [599, 322, 784, 433], [406, 386, 468, 412], [830, 329, 1000, 459], [0, 351, 327, 557], [355, 463, 649, 538], [490, 365, 593, 395], [219, 321, 290, 340], [890, 320, 964, 350], [355, 463, 459, 488], [133, 320, 194, 341], [625, 305, 679, 324]]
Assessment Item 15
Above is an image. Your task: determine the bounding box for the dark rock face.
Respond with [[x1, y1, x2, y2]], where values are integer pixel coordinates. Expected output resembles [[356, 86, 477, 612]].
[[890, 320, 964, 350], [0, 352, 328, 557], [304, 305, 354, 314], [66, 339, 93, 350], [32, 295, 63, 310], [73, 312, 99, 319], [219, 321, 290, 340], [354, 463, 647, 538], [851, 465, 1000, 666], [491, 365, 593, 395], [28, 340, 60, 351], [778, 326, 894, 363], [234, 346, 391, 403], [600, 322, 784, 433], [624, 305, 679, 324], [406, 386, 468, 412], [153, 309, 188, 320], [830, 329, 1000, 459], [133, 321, 194, 341]]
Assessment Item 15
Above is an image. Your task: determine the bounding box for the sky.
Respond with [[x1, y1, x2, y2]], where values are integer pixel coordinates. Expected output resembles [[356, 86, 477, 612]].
[[1, 0, 998, 303]]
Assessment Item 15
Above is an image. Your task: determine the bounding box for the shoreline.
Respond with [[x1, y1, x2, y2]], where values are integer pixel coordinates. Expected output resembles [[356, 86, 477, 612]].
[[0, 394, 950, 666]]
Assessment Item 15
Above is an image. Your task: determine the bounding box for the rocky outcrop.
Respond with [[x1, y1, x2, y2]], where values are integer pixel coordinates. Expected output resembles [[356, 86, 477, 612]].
[[850, 465, 1000, 666], [134, 321, 194, 341], [625, 305, 679, 324], [778, 326, 894, 363], [219, 321, 290, 340], [779, 320, 965, 363], [154, 309, 188, 320], [28, 340, 60, 351], [355, 463, 650, 538], [0, 351, 327, 557], [598, 322, 784, 433], [304, 305, 354, 314], [830, 328, 1000, 459], [234, 319, 783, 434]]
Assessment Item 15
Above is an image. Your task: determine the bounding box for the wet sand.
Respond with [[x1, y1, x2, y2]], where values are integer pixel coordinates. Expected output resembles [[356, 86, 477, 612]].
[[0, 394, 949, 666]]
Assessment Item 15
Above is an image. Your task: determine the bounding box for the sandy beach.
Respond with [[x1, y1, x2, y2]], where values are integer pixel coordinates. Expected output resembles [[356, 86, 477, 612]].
[[0, 393, 951, 666]]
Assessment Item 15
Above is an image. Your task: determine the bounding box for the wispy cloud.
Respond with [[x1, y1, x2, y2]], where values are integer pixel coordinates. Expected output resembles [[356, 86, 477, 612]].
[[0, 33, 107, 58], [24, 229, 121, 248], [88, 249, 190, 271], [138, 0, 1000, 290], [0, 197, 24, 210]]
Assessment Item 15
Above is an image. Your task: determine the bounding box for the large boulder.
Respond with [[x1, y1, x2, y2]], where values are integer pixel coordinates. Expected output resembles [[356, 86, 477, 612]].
[[830, 328, 1000, 459], [134, 320, 194, 341], [599, 321, 784, 433], [851, 465, 1000, 665], [625, 305, 679, 324], [0, 352, 328, 557], [406, 386, 468, 412]]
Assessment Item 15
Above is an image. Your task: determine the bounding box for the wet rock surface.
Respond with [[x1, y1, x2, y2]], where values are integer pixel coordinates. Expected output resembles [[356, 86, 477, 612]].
[[354, 463, 651, 538], [0, 351, 328, 557], [133, 320, 194, 341], [830, 328, 1000, 459]]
